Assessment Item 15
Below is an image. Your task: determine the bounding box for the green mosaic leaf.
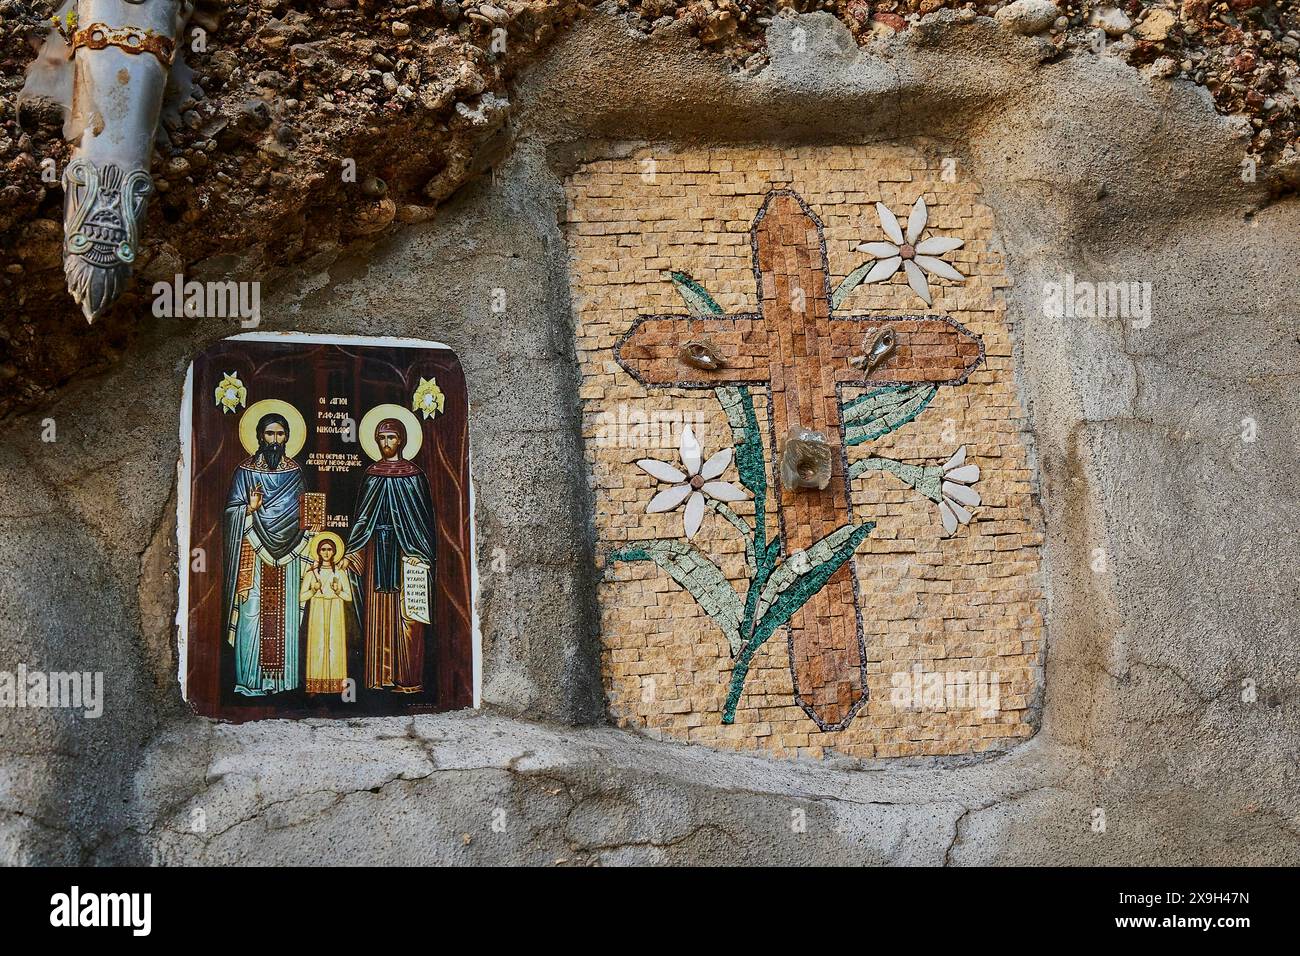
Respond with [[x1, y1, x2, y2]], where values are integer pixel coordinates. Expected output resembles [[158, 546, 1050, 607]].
[[608, 539, 744, 654], [716, 384, 777, 640], [842, 384, 938, 446], [721, 521, 875, 723], [751, 523, 875, 639], [710, 500, 755, 579], [831, 261, 878, 310], [670, 271, 725, 317], [848, 456, 944, 503], [716, 386, 768, 508]]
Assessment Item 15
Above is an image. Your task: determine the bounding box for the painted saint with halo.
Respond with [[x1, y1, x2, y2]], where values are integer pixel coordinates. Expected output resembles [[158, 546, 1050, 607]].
[[345, 404, 437, 694], [221, 399, 316, 696]]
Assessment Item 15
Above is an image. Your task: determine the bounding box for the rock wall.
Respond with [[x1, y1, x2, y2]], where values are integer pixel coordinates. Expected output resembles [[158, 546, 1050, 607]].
[[0, 10, 1297, 864]]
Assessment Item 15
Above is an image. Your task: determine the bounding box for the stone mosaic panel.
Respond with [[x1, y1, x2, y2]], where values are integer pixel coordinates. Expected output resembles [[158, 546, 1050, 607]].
[[566, 147, 1046, 759]]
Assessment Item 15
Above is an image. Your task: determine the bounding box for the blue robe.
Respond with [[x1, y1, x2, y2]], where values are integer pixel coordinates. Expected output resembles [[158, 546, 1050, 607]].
[[346, 470, 436, 588], [346, 466, 436, 690], [222, 459, 310, 696]]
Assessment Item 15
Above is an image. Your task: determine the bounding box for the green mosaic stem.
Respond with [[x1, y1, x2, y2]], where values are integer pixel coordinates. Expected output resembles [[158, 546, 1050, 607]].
[[717, 385, 778, 652], [722, 633, 765, 726], [737, 389, 768, 552]]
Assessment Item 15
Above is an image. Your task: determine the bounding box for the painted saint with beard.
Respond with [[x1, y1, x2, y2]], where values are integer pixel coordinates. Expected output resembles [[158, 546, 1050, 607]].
[[222, 407, 314, 696]]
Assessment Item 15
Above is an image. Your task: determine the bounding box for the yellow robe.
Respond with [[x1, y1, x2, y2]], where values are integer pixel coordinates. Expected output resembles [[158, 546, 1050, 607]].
[[300, 566, 352, 694]]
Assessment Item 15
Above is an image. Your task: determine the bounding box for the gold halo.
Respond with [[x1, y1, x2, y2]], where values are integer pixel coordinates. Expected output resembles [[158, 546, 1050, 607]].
[[308, 531, 346, 563], [358, 404, 423, 462], [238, 399, 307, 458]]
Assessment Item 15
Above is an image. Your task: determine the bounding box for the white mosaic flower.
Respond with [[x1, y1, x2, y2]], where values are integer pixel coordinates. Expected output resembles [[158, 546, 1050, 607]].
[[937, 445, 981, 536], [637, 426, 747, 540], [855, 197, 965, 306]]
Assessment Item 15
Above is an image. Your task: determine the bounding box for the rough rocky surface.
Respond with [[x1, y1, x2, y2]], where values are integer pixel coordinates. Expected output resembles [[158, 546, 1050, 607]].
[[0, 9, 1297, 864], [1, 1, 1297, 415], [994, 0, 1061, 34]]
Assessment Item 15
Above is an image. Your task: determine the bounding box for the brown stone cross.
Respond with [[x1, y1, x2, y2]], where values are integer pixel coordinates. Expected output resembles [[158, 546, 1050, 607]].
[[616, 190, 984, 730]]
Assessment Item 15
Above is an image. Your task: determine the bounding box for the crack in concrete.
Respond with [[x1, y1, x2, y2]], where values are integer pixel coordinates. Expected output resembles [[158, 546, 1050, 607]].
[[573, 821, 742, 858], [942, 784, 1056, 867]]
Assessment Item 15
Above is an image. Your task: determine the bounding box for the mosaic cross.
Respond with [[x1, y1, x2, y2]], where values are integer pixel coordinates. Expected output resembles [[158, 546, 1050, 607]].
[[616, 190, 985, 729]]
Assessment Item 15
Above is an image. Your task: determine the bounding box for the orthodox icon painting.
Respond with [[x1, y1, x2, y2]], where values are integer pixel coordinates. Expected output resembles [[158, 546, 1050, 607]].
[[178, 333, 477, 720]]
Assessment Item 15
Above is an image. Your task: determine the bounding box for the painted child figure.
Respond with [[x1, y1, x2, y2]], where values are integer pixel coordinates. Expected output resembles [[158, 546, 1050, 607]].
[[300, 534, 352, 695]]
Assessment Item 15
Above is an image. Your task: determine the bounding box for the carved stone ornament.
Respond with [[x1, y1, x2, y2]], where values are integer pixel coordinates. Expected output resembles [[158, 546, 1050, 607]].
[[58, 0, 194, 322], [63, 159, 154, 319]]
